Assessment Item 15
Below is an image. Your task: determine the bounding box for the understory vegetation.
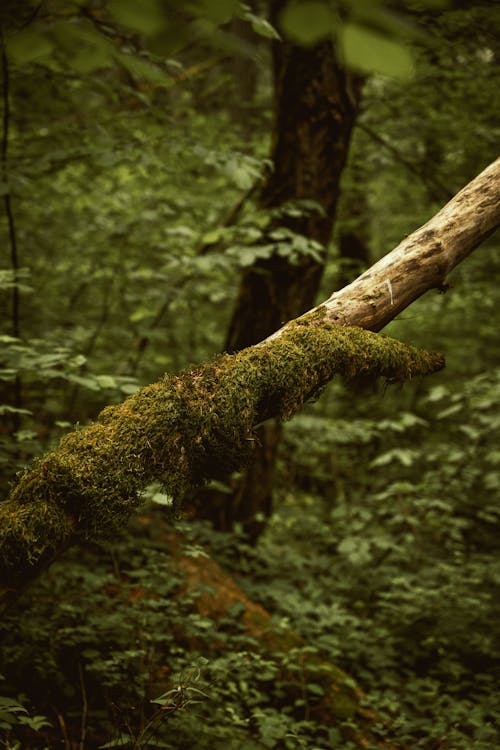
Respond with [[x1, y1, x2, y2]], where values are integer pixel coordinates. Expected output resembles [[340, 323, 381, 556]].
[[2, 370, 500, 749], [1, 1, 499, 748]]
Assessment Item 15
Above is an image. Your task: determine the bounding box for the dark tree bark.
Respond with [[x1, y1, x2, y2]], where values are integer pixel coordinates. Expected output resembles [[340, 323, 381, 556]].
[[226, 39, 361, 350], [197, 22, 362, 538]]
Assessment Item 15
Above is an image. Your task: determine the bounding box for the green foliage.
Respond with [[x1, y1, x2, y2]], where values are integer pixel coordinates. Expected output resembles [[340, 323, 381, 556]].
[[280, 2, 334, 46], [0, 0, 272, 489], [1, 0, 499, 748], [0, 523, 358, 749], [278, 0, 430, 78], [3, 362, 500, 748], [0, 683, 51, 749], [267, 367, 500, 748], [339, 23, 414, 79], [2, 375, 500, 748], [0, 319, 442, 593]]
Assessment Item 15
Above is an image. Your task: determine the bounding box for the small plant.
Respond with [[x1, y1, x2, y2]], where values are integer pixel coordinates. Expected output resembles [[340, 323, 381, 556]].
[[0, 690, 51, 749], [100, 658, 211, 749]]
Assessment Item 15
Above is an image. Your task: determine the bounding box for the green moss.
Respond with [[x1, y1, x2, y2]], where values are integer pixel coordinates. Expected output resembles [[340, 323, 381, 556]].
[[0, 325, 444, 588], [0, 484, 73, 590]]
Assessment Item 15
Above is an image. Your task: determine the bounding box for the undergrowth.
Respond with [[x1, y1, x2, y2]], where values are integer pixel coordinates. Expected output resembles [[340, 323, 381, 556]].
[[1, 371, 499, 749]]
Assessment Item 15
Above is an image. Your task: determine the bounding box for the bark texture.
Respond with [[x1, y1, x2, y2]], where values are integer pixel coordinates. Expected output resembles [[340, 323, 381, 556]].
[[316, 157, 500, 333], [225, 39, 360, 350]]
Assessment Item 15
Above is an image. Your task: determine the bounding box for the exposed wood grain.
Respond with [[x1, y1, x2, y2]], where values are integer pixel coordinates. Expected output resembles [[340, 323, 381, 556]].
[[269, 157, 500, 337]]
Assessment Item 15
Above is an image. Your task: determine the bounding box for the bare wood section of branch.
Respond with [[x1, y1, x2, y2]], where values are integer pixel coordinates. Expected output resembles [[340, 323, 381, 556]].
[[270, 157, 500, 337]]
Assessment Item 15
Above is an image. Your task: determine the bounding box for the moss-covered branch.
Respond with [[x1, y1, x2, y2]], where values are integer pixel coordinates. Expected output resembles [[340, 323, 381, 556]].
[[0, 322, 443, 598]]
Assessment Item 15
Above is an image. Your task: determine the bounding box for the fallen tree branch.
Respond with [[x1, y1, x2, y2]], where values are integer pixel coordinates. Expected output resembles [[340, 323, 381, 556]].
[[316, 156, 500, 333], [0, 157, 499, 606], [0, 326, 442, 599]]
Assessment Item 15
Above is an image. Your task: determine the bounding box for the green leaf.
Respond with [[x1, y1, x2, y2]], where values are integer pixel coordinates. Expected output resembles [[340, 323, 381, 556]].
[[370, 448, 418, 468], [0, 335, 20, 344], [120, 383, 140, 395], [197, 0, 239, 24], [437, 403, 463, 419], [205, 479, 233, 494], [237, 246, 260, 267], [14, 430, 37, 442], [348, 0, 425, 42], [308, 683, 325, 696], [108, 0, 169, 35], [244, 12, 281, 40], [130, 306, 154, 323], [279, 1, 332, 46], [67, 374, 100, 391], [484, 472, 499, 490], [337, 537, 358, 555], [95, 375, 118, 389], [0, 405, 33, 416], [72, 354, 87, 368], [151, 491, 174, 506], [6, 27, 54, 65], [47, 21, 115, 73], [7, 19, 115, 74], [99, 734, 131, 748], [486, 450, 500, 465], [18, 714, 52, 731], [340, 23, 414, 79], [0, 698, 27, 712], [82, 649, 101, 659], [115, 52, 171, 84], [202, 228, 224, 245], [426, 384, 449, 402]]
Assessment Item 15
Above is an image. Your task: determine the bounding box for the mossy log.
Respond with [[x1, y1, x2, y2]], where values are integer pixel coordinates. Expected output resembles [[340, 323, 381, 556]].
[[0, 323, 443, 601]]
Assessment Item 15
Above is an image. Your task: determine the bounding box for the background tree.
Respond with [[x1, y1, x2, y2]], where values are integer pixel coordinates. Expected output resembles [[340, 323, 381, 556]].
[[197, 4, 362, 537]]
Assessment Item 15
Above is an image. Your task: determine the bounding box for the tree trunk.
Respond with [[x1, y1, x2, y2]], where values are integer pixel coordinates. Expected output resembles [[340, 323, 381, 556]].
[[226, 36, 361, 348], [198, 28, 362, 537], [0, 156, 499, 607]]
